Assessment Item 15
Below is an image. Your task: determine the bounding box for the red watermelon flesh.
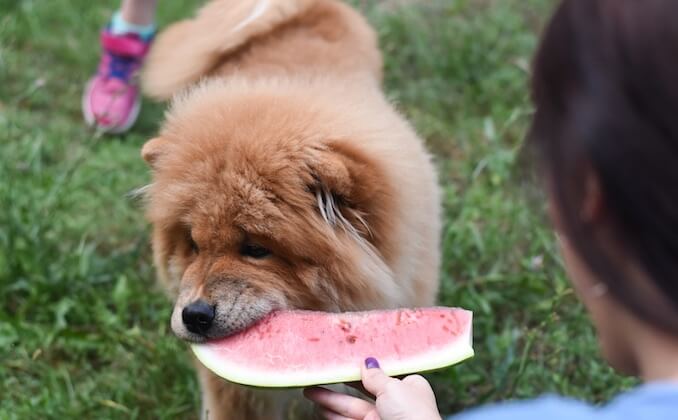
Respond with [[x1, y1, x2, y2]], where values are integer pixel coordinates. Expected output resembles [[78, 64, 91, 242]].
[[191, 307, 473, 387]]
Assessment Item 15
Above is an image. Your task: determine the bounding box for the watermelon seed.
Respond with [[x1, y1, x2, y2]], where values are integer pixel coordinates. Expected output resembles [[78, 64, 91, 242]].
[[338, 320, 352, 332]]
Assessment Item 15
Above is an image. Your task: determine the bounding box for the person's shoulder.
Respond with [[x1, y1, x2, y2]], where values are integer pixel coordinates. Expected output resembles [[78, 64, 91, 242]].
[[603, 382, 678, 418], [449, 394, 597, 420], [449, 383, 678, 420]]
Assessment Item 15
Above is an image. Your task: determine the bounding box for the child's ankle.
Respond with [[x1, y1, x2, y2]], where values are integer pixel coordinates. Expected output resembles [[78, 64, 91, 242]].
[[110, 11, 155, 40]]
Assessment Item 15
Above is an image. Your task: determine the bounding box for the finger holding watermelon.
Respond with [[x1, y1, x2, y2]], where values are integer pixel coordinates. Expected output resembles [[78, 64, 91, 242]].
[[304, 357, 443, 420]]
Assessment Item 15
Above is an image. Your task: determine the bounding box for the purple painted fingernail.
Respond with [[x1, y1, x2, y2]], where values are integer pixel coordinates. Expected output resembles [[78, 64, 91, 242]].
[[365, 357, 380, 369]]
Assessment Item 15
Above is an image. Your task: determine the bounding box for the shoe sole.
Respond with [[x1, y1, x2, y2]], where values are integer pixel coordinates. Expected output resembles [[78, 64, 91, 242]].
[[82, 79, 142, 134]]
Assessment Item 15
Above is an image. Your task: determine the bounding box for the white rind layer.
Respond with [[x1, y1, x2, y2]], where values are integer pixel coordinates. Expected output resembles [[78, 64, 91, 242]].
[[191, 320, 473, 388]]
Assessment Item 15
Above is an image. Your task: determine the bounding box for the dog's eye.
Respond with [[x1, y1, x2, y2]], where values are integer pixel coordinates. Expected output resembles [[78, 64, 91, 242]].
[[240, 244, 271, 259], [189, 236, 199, 255]]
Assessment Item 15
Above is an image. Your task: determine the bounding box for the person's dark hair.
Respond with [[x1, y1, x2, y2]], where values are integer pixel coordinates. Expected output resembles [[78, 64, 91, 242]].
[[529, 0, 678, 332]]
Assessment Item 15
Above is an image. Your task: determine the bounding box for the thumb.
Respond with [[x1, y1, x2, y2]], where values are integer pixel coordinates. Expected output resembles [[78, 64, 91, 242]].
[[361, 357, 396, 397], [364, 409, 381, 420]]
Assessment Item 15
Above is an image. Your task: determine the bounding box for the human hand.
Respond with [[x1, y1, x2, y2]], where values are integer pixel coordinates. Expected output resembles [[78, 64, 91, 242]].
[[304, 357, 442, 420]]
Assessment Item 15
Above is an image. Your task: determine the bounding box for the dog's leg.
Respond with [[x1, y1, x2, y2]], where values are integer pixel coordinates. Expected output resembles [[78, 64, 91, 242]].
[[195, 362, 313, 420], [196, 363, 269, 420]]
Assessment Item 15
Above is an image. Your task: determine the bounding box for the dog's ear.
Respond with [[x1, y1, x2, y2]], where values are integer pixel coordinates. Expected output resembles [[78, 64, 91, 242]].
[[141, 137, 170, 168], [309, 142, 386, 239]]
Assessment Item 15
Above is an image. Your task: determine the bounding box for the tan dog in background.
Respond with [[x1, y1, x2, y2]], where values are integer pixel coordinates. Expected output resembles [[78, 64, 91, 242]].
[[140, 0, 441, 418]]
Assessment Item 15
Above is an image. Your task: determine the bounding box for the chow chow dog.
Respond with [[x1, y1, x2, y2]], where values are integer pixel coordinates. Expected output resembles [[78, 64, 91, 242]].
[[139, 0, 441, 418]]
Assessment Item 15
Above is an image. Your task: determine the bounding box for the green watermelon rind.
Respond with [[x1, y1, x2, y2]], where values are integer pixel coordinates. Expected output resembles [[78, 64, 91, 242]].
[[191, 313, 474, 388]]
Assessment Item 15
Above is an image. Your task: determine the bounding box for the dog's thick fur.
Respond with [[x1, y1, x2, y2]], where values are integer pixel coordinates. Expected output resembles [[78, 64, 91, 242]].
[[140, 0, 441, 418]]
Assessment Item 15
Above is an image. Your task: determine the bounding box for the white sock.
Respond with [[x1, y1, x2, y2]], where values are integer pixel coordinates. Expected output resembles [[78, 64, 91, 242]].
[[110, 11, 155, 40]]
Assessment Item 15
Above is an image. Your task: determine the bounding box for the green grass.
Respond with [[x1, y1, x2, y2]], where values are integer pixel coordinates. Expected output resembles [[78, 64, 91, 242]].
[[1, 0, 635, 418]]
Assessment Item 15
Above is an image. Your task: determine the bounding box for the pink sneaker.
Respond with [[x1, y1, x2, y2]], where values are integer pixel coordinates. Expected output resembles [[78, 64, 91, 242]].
[[82, 30, 152, 133]]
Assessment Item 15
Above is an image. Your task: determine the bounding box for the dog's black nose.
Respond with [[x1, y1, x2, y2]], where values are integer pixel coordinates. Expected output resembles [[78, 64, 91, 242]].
[[182, 300, 215, 335]]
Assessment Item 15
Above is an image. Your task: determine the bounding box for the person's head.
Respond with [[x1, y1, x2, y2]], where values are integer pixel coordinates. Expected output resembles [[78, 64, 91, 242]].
[[530, 0, 678, 375]]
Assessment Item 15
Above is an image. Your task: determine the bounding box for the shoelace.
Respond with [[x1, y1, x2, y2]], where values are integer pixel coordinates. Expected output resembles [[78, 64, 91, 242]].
[[106, 53, 139, 81]]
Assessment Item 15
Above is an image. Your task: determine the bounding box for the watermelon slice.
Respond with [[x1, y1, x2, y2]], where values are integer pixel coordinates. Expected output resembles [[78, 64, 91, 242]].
[[191, 307, 473, 387]]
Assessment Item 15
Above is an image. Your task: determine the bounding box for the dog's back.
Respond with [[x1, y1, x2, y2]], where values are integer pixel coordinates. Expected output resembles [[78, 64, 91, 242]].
[[142, 0, 382, 100]]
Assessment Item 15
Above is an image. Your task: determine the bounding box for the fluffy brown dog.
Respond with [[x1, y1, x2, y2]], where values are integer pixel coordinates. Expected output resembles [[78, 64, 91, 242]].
[[140, 0, 441, 418]]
